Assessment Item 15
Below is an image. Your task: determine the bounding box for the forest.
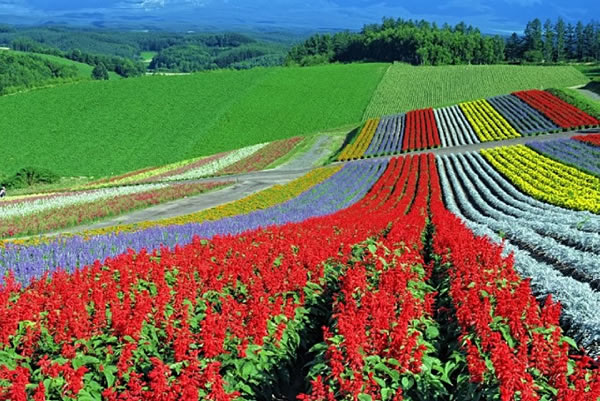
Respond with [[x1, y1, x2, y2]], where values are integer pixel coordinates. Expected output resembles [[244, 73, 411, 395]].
[[0, 26, 289, 74], [286, 18, 600, 66], [0, 51, 80, 95]]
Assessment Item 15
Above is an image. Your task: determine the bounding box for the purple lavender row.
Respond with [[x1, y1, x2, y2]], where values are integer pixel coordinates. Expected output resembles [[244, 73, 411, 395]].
[[364, 114, 405, 156], [364, 118, 388, 155], [488, 95, 559, 135], [0, 160, 387, 285], [528, 139, 600, 177]]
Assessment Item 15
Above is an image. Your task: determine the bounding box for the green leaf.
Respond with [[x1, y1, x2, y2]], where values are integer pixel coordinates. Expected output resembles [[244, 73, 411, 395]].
[[401, 376, 414, 390], [381, 388, 394, 401], [426, 325, 440, 339], [358, 394, 373, 401], [241, 362, 256, 379], [103, 366, 117, 387], [72, 355, 100, 370], [367, 244, 377, 255], [561, 336, 578, 350]]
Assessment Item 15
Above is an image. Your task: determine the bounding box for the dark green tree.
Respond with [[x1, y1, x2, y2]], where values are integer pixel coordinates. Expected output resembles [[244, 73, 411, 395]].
[[524, 18, 543, 52], [505, 32, 523, 62], [566, 23, 576, 59], [555, 18, 566, 62], [576, 21, 585, 59], [91, 63, 109, 80], [543, 19, 554, 62]]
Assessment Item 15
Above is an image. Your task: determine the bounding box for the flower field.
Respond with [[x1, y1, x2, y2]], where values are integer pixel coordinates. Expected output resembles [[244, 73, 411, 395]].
[[575, 133, 600, 147], [84, 137, 303, 189], [0, 182, 230, 239], [337, 119, 380, 161], [434, 105, 480, 147], [459, 99, 520, 142], [482, 145, 600, 213], [528, 138, 600, 177], [438, 152, 600, 352], [4, 76, 600, 399], [401, 108, 441, 151], [2, 149, 600, 400], [337, 89, 599, 160], [514, 90, 600, 129], [487, 95, 559, 135]]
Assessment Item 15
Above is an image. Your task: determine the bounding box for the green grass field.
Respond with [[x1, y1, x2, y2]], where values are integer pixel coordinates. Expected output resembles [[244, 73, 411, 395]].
[[12, 51, 121, 80], [363, 64, 590, 118], [0, 63, 387, 177]]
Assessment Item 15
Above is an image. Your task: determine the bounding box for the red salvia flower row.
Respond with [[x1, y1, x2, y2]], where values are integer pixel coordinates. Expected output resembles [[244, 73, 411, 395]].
[[514, 90, 600, 129], [573, 133, 600, 147], [429, 161, 600, 401], [402, 109, 441, 152]]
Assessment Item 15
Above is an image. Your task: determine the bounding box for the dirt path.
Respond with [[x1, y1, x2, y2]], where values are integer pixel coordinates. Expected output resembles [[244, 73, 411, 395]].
[[569, 84, 600, 102], [577, 88, 600, 102], [38, 129, 598, 237], [331, 129, 599, 163], [275, 135, 332, 170], [55, 169, 312, 234]]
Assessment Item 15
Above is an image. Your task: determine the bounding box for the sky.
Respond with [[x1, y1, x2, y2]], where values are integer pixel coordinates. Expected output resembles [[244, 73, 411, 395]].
[[0, 0, 598, 32]]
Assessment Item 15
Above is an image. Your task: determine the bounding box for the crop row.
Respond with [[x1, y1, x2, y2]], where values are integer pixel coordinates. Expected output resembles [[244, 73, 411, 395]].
[[574, 133, 600, 147], [528, 138, 600, 177], [364, 114, 405, 156], [434, 105, 480, 147], [482, 145, 600, 213], [2, 153, 600, 399], [0, 156, 431, 400], [459, 99, 521, 141], [401, 108, 441, 151], [515, 89, 600, 128], [430, 179, 600, 400], [341, 90, 597, 160], [83, 137, 303, 189], [437, 152, 600, 351], [0, 182, 229, 239], [487, 94, 559, 135], [0, 162, 384, 284], [337, 119, 379, 161]]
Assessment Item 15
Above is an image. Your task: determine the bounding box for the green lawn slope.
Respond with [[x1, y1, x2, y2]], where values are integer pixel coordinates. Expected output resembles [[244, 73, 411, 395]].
[[0, 63, 387, 177], [364, 64, 590, 118]]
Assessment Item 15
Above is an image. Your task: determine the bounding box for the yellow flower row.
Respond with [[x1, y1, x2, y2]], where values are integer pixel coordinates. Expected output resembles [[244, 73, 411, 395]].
[[482, 145, 600, 213], [460, 100, 520, 142], [338, 119, 380, 161], [76, 165, 342, 238]]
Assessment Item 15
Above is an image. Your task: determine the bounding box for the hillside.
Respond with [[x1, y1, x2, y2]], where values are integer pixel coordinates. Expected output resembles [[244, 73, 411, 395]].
[[12, 51, 121, 80], [364, 64, 590, 118], [0, 64, 387, 177]]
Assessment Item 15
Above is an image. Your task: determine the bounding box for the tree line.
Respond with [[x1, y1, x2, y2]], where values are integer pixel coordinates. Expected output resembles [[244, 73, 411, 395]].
[[506, 18, 600, 63], [286, 17, 600, 66]]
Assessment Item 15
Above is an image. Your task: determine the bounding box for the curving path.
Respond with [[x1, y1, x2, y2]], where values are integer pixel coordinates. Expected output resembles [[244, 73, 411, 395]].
[[29, 128, 600, 237]]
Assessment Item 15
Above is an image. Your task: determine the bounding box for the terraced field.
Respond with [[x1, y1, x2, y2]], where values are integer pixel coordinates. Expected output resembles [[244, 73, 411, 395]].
[[2, 87, 600, 400], [337, 89, 600, 160]]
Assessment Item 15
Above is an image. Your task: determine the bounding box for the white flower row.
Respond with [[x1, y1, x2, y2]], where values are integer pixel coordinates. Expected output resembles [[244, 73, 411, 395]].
[[437, 156, 600, 350], [434, 105, 480, 148], [0, 183, 169, 219], [454, 153, 600, 253], [439, 154, 600, 279], [162, 143, 268, 181]]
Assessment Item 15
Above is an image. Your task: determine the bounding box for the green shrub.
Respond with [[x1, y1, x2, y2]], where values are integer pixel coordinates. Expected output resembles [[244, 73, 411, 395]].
[[4, 166, 59, 189]]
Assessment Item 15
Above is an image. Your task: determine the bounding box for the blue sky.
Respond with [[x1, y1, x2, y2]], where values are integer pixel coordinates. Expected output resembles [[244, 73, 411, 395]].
[[0, 0, 597, 32]]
